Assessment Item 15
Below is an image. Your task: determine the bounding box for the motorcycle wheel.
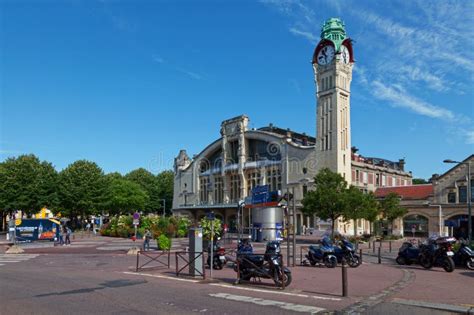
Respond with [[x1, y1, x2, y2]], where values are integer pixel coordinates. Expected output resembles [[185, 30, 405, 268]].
[[324, 256, 337, 268], [396, 256, 406, 265], [443, 257, 455, 273], [309, 260, 317, 266], [419, 255, 433, 269], [214, 261, 223, 270], [467, 258, 474, 270], [274, 271, 292, 287], [240, 273, 252, 281], [348, 255, 361, 268]]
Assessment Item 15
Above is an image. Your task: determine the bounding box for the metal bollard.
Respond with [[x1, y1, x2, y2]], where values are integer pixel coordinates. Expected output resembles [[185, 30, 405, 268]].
[[389, 241, 392, 253], [373, 241, 376, 253], [342, 259, 348, 297], [359, 249, 363, 264], [378, 247, 381, 264], [368, 241, 371, 249]]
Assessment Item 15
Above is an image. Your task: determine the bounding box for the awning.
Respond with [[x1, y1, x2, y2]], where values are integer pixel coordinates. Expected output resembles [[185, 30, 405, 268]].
[[49, 218, 61, 225]]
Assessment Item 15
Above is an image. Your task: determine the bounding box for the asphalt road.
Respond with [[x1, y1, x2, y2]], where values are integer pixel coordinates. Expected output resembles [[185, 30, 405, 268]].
[[0, 253, 330, 315], [1, 237, 473, 315]]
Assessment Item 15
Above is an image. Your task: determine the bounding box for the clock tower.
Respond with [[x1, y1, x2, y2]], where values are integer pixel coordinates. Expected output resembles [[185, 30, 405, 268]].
[[313, 18, 354, 184]]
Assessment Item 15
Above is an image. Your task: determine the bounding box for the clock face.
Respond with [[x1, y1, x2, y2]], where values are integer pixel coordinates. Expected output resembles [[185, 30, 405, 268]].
[[341, 45, 350, 64], [317, 45, 335, 65]]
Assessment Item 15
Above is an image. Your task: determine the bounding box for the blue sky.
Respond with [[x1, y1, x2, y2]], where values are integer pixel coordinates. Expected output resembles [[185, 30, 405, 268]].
[[1, 0, 473, 179]]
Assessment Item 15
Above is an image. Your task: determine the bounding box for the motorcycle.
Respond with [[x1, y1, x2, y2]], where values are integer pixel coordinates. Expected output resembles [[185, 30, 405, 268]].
[[305, 236, 338, 268], [207, 238, 226, 270], [396, 241, 421, 266], [453, 239, 474, 270], [419, 237, 456, 272], [234, 240, 292, 287], [334, 239, 361, 267]]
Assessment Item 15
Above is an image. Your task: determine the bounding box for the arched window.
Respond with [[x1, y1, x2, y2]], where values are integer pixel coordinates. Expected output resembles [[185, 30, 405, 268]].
[[403, 214, 428, 237]]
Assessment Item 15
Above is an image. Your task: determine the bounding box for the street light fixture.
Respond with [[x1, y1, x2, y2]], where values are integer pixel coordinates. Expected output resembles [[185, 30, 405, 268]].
[[443, 159, 472, 243]]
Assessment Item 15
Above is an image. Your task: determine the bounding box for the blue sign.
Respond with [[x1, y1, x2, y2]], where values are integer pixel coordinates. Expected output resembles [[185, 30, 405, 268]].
[[206, 212, 215, 221], [251, 185, 270, 204]]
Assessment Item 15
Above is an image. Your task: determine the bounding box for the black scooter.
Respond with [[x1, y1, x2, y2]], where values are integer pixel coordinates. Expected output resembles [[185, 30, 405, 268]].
[[453, 239, 474, 270], [419, 237, 456, 272], [234, 240, 292, 287], [396, 241, 421, 265], [207, 238, 226, 270]]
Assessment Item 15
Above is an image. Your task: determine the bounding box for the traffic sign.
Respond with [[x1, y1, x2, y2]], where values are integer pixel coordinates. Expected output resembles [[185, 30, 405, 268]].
[[133, 212, 140, 220]]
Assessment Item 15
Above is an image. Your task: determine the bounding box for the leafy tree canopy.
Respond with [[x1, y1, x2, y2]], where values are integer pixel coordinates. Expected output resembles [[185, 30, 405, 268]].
[[125, 168, 161, 213], [302, 168, 348, 237], [58, 160, 105, 218], [0, 154, 58, 216], [104, 178, 149, 215], [380, 192, 407, 223]]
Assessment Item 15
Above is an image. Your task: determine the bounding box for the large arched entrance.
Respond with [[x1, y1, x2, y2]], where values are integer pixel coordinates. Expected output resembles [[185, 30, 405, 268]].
[[403, 214, 429, 237], [445, 215, 473, 239]]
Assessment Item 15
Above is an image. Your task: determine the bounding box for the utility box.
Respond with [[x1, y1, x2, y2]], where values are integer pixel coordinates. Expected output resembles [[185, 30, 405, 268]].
[[188, 227, 203, 277]]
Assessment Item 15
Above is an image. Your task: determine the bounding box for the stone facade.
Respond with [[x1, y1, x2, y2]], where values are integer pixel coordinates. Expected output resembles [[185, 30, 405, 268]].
[[172, 18, 414, 236], [375, 155, 473, 238]]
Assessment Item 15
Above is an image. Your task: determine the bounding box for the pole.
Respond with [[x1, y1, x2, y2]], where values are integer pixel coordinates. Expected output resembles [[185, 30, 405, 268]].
[[341, 258, 348, 297], [210, 219, 214, 279], [163, 199, 166, 217], [438, 205, 443, 237], [468, 162, 472, 244], [292, 187, 296, 267], [286, 187, 290, 267], [378, 246, 381, 264]]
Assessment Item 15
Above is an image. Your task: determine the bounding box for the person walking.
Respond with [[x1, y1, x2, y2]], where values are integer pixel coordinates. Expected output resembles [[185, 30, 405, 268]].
[[143, 229, 152, 251], [58, 227, 64, 246], [65, 226, 72, 245]]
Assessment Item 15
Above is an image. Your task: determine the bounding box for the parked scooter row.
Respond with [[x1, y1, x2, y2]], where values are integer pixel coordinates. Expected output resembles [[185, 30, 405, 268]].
[[305, 236, 361, 268], [396, 237, 474, 272]]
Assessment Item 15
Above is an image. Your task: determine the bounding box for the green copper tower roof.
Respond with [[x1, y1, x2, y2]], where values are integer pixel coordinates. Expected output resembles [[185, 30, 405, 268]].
[[320, 18, 347, 52]]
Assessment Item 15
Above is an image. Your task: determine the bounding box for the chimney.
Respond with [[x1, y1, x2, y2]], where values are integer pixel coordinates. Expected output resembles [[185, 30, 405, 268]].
[[398, 158, 406, 171], [302, 133, 308, 146], [286, 128, 292, 140]]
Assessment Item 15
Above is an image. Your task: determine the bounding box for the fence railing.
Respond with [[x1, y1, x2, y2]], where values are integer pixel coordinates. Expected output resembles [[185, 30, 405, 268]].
[[136, 250, 171, 272], [175, 251, 206, 280]]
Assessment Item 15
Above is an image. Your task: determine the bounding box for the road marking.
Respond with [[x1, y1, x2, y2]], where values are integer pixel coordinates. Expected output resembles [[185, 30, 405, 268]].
[[210, 293, 325, 313], [209, 283, 341, 301], [392, 298, 473, 314], [0, 254, 39, 266], [122, 271, 200, 283]]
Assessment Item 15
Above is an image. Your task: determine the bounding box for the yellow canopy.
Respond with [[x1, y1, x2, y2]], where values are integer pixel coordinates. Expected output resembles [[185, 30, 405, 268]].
[[49, 218, 61, 225]]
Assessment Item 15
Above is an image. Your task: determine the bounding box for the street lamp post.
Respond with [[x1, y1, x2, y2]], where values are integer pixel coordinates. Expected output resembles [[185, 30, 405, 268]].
[[444, 159, 472, 243]]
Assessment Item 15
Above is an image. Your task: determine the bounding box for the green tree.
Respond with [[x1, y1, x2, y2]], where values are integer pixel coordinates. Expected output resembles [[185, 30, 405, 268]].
[[362, 192, 380, 235], [58, 160, 106, 220], [380, 192, 407, 235], [156, 170, 174, 216], [302, 168, 348, 238], [104, 178, 149, 215], [125, 168, 161, 213], [344, 186, 368, 237], [412, 178, 428, 185], [0, 154, 58, 217]]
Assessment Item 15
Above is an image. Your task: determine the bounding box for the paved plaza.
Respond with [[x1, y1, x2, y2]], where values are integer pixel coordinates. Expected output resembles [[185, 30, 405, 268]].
[[1, 235, 473, 314]]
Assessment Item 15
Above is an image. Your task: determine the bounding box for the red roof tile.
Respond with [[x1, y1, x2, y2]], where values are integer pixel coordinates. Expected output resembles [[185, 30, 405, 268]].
[[375, 184, 433, 200]]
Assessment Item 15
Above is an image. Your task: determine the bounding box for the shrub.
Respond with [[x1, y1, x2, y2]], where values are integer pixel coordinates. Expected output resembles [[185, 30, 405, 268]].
[[157, 234, 171, 250], [199, 217, 222, 240]]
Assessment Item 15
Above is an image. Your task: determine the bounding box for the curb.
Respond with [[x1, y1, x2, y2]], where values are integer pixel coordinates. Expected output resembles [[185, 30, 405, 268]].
[[392, 298, 474, 314]]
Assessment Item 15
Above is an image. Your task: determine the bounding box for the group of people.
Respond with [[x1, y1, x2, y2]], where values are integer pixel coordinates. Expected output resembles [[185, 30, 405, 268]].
[[58, 225, 72, 245]]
